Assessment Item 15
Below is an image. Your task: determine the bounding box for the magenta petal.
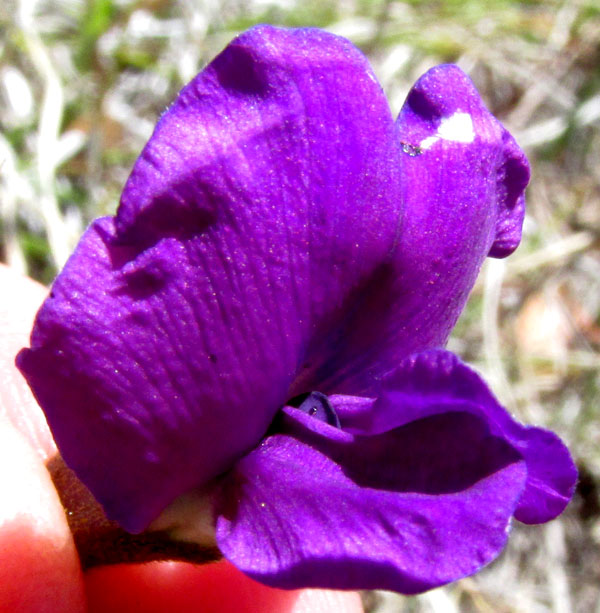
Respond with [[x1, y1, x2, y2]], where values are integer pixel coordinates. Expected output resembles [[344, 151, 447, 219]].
[[314, 65, 530, 395], [363, 350, 577, 523], [216, 407, 527, 593], [16, 26, 403, 532]]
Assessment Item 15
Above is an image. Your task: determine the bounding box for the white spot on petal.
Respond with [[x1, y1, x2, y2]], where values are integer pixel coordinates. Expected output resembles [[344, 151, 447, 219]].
[[419, 112, 475, 151], [419, 135, 439, 150], [438, 112, 475, 143]]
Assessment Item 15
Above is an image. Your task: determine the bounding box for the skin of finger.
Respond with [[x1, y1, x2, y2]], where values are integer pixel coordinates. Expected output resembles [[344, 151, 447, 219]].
[[0, 265, 55, 460], [0, 265, 85, 611], [84, 560, 364, 613], [0, 417, 86, 613]]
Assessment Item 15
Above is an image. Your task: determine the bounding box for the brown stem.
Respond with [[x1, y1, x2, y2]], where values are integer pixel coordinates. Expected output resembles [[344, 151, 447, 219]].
[[46, 455, 222, 569]]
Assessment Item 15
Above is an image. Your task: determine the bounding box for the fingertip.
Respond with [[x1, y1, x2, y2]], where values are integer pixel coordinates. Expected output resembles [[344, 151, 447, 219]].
[[84, 560, 363, 613], [0, 419, 85, 613]]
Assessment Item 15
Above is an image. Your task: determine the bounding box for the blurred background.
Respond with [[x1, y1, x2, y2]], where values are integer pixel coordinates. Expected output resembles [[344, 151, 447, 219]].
[[0, 0, 598, 611]]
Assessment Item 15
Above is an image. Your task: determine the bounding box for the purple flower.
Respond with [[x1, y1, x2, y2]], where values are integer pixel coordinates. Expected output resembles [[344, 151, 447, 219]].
[[17, 25, 576, 593]]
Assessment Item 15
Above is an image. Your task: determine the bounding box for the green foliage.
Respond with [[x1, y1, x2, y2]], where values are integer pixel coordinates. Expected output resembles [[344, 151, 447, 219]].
[[76, 0, 117, 70]]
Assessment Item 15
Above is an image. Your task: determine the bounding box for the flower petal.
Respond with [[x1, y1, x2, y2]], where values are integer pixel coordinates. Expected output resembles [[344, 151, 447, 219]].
[[336, 350, 576, 523], [216, 406, 527, 593], [311, 65, 530, 395], [16, 26, 403, 532]]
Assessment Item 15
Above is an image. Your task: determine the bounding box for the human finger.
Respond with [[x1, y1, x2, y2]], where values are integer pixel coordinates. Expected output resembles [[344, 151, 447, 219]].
[[84, 560, 363, 613], [0, 417, 85, 612], [0, 265, 55, 459], [0, 265, 85, 612]]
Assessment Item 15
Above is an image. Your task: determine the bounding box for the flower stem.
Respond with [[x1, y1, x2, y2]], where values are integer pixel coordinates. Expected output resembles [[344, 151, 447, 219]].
[[46, 454, 222, 569]]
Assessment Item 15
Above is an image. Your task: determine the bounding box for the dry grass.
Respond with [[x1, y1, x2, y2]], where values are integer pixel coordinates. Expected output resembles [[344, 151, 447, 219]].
[[1, 1, 599, 611]]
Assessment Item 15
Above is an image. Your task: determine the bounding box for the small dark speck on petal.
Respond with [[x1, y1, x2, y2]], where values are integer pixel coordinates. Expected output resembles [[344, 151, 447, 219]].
[[400, 141, 422, 157]]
